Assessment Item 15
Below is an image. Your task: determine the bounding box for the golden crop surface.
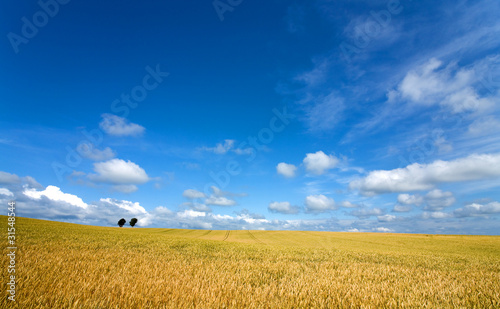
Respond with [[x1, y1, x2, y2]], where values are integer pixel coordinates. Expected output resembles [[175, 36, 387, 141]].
[[1, 216, 499, 308]]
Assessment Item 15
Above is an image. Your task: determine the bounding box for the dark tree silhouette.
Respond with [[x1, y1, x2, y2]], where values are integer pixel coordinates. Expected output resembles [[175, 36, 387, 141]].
[[118, 218, 126, 227], [130, 218, 138, 227]]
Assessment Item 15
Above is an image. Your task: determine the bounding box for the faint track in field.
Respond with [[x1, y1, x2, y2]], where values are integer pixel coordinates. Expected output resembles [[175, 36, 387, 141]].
[[247, 230, 265, 244], [223, 230, 230, 241], [196, 230, 212, 238]]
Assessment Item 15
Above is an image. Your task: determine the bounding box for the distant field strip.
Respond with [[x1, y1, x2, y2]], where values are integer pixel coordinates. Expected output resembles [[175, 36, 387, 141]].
[[2, 216, 499, 308]]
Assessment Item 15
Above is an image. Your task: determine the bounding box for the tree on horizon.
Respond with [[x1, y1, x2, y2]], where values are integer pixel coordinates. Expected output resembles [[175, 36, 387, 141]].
[[118, 218, 126, 227], [130, 218, 138, 227]]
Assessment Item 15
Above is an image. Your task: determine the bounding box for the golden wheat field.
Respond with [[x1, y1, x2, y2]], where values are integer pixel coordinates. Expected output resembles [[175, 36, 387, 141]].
[[1, 216, 499, 308]]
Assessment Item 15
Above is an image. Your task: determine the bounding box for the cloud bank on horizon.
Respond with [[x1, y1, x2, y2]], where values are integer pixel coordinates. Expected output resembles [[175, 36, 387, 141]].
[[1, 0, 500, 234]]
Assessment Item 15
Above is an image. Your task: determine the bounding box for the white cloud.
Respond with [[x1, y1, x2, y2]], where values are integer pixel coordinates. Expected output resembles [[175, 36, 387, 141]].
[[210, 186, 223, 197], [305, 194, 336, 213], [395, 58, 493, 113], [205, 196, 237, 206], [153, 206, 173, 216], [303, 151, 339, 175], [276, 162, 297, 178], [77, 144, 115, 161], [340, 201, 358, 208], [233, 148, 254, 155], [99, 198, 147, 215], [183, 189, 206, 199], [350, 208, 384, 218], [373, 227, 394, 233], [89, 159, 149, 185], [268, 201, 300, 214], [177, 210, 207, 219], [137, 214, 154, 227], [112, 185, 138, 194], [424, 189, 455, 210], [0, 171, 20, 184], [454, 202, 500, 217], [422, 211, 452, 219], [393, 204, 412, 212], [210, 186, 247, 198], [350, 153, 500, 195], [202, 139, 235, 154], [201, 139, 252, 155], [182, 202, 212, 213], [0, 188, 14, 197], [468, 116, 500, 136], [24, 185, 88, 209], [397, 194, 423, 205], [377, 214, 396, 222], [99, 114, 145, 136]]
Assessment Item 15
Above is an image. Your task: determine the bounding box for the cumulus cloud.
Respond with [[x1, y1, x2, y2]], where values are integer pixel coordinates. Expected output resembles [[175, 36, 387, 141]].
[[209, 186, 247, 198], [268, 201, 300, 214], [24, 185, 88, 209], [181, 202, 212, 213], [303, 151, 339, 175], [205, 196, 237, 206], [112, 185, 138, 194], [183, 189, 206, 199], [422, 211, 452, 219], [276, 162, 297, 178], [392, 194, 422, 212], [373, 227, 394, 233], [350, 153, 500, 195], [454, 202, 500, 217], [177, 209, 207, 219], [99, 114, 145, 136], [0, 175, 340, 231], [99, 198, 147, 215], [305, 194, 336, 213], [340, 201, 358, 208], [89, 159, 150, 185], [0, 188, 14, 197], [397, 194, 423, 205], [235, 209, 266, 220], [350, 208, 384, 218], [77, 144, 115, 161], [424, 189, 456, 211], [210, 186, 224, 197], [393, 204, 412, 212], [201, 186, 243, 206], [377, 214, 396, 222], [23, 176, 42, 189], [394, 58, 494, 114], [0, 171, 20, 184]]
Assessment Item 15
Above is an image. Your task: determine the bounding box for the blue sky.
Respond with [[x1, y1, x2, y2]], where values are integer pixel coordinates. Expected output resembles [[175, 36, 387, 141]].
[[1, 0, 500, 234]]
